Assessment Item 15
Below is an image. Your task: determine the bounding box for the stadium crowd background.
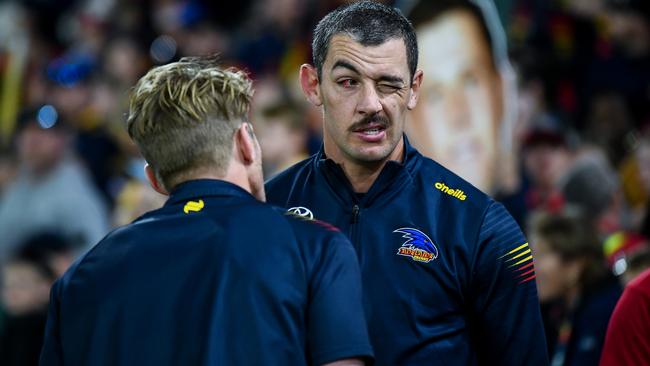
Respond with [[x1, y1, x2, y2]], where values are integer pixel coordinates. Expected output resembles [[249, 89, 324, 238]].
[[0, 0, 648, 365]]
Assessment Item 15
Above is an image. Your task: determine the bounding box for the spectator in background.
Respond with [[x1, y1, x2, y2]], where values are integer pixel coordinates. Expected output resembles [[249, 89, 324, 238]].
[[599, 268, 650, 366], [602, 0, 650, 130], [530, 209, 621, 366], [519, 116, 622, 235], [255, 101, 308, 178], [406, 0, 519, 195], [0, 232, 71, 366], [0, 108, 110, 263], [560, 147, 622, 235], [522, 119, 574, 213]]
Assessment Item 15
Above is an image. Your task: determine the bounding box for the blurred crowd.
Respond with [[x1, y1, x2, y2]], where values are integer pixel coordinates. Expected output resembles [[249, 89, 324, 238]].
[[0, 0, 648, 365]]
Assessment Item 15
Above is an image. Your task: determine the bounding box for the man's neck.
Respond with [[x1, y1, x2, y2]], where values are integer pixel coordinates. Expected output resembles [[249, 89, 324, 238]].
[[327, 140, 405, 193], [340, 161, 385, 193]]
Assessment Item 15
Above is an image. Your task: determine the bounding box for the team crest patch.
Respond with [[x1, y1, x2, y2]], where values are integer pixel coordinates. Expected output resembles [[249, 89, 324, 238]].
[[394, 228, 438, 263]]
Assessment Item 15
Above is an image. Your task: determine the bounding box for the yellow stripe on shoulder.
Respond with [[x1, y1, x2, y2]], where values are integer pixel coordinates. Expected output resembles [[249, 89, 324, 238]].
[[499, 242, 529, 259]]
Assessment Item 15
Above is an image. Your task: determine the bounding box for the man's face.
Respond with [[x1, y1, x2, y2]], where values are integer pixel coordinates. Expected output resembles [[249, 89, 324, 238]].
[[314, 35, 421, 166], [408, 10, 502, 193]]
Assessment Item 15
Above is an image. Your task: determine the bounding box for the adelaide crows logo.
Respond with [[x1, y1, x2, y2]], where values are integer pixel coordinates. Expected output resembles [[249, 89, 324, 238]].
[[394, 228, 438, 263]]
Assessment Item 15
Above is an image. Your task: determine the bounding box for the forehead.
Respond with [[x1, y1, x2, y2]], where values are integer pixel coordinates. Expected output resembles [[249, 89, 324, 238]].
[[324, 34, 409, 78], [417, 10, 492, 78]]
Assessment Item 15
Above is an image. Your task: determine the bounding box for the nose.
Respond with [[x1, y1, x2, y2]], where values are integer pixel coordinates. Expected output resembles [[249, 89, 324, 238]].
[[356, 83, 383, 116]]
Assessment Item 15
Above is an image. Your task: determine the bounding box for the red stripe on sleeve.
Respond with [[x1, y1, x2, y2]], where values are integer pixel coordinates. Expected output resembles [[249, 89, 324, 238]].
[[518, 274, 536, 285]]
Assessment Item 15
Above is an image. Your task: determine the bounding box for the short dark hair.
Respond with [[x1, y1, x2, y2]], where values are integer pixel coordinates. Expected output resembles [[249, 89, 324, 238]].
[[312, 1, 418, 83]]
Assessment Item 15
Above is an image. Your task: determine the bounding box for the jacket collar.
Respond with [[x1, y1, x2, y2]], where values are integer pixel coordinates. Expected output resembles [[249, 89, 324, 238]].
[[314, 135, 421, 205], [164, 179, 255, 207]]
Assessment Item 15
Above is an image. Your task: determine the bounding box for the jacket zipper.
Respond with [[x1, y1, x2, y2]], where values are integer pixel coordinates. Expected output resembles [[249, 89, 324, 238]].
[[351, 204, 360, 224], [350, 204, 361, 253]]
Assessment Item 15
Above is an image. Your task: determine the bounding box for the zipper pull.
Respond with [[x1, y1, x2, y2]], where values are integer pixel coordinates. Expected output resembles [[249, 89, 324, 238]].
[[351, 205, 360, 224]]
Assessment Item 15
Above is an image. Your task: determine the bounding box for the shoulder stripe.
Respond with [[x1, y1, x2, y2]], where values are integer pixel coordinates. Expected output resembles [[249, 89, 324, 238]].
[[510, 255, 533, 267], [500, 243, 529, 258], [518, 274, 537, 285], [506, 248, 532, 262]]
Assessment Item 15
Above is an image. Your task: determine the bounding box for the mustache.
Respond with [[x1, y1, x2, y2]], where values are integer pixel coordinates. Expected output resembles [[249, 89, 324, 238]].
[[348, 114, 390, 131]]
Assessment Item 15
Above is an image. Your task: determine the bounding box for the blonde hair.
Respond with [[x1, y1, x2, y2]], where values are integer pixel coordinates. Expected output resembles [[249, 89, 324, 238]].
[[127, 56, 253, 190]]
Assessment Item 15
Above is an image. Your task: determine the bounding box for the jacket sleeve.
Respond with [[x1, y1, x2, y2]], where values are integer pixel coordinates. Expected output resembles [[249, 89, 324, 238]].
[[469, 202, 549, 365], [39, 280, 64, 366], [307, 232, 374, 366], [599, 276, 650, 366]]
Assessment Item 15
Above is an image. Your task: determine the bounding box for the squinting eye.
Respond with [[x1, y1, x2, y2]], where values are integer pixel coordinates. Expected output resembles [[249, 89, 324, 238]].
[[377, 84, 400, 94]]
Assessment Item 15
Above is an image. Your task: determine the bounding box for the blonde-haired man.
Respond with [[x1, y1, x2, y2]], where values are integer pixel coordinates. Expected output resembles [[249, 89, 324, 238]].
[[39, 57, 373, 366]]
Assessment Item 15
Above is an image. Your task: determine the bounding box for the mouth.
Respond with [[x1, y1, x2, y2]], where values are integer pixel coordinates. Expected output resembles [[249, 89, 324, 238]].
[[350, 116, 389, 143], [352, 124, 387, 143]]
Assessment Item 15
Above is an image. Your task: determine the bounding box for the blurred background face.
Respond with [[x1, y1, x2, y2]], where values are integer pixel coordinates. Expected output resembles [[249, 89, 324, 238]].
[[2, 262, 52, 316], [409, 10, 502, 193], [17, 124, 67, 175], [532, 238, 580, 302], [258, 120, 293, 163], [256, 116, 306, 177], [524, 144, 568, 191]]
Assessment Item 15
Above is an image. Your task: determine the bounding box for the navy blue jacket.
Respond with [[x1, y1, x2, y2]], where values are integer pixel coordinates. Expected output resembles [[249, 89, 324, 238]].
[[266, 137, 549, 366], [39, 179, 373, 366]]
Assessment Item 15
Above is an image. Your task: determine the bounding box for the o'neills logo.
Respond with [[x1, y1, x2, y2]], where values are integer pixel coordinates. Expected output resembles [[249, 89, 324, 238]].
[[434, 182, 467, 201]]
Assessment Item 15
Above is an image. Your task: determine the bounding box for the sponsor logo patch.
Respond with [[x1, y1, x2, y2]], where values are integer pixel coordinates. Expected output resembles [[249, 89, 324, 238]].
[[183, 199, 204, 214], [434, 182, 467, 201], [287, 206, 314, 219]]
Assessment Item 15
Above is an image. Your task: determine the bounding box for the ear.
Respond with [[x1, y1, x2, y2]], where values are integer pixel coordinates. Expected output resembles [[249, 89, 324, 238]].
[[235, 122, 258, 166], [407, 69, 424, 110], [145, 164, 169, 195], [299, 64, 323, 107]]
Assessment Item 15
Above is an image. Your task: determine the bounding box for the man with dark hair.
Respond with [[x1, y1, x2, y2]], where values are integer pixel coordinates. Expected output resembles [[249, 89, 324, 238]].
[[39, 57, 373, 366], [266, 1, 548, 365]]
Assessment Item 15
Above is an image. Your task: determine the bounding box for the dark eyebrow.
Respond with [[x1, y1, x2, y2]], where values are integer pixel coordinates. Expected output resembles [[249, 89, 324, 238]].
[[332, 60, 360, 74]]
